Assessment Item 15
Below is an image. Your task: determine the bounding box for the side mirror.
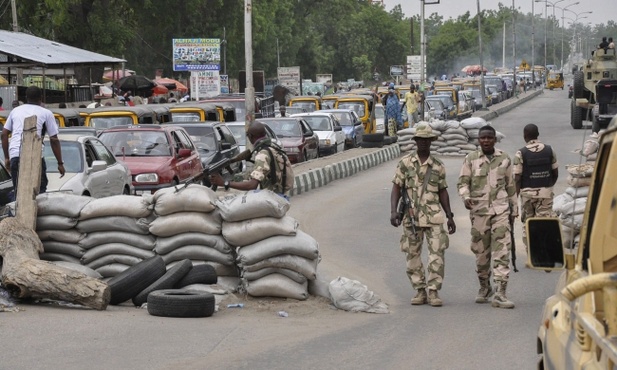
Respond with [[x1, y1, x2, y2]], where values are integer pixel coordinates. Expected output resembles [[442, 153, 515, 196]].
[[90, 160, 106, 173], [221, 142, 232, 150], [177, 148, 192, 158], [526, 217, 566, 271], [334, 126, 342, 131]]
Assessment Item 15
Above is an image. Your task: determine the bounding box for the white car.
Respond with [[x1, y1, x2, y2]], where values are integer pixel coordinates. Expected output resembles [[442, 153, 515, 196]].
[[373, 104, 386, 133], [290, 112, 345, 156], [43, 134, 134, 197], [226, 121, 282, 153]]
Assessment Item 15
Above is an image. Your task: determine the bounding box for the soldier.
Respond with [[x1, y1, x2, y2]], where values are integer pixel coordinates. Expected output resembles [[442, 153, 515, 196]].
[[390, 124, 456, 307], [513, 124, 558, 256], [209, 121, 293, 197], [457, 125, 518, 309]]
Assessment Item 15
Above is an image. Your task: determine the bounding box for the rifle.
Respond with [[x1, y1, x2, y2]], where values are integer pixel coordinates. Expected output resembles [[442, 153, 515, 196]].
[[510, 216, 519, 273], [397, 186, 418, 238]]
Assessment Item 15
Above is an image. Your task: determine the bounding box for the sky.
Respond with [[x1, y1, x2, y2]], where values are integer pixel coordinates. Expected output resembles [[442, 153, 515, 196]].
[[382, 0, 614, 27]]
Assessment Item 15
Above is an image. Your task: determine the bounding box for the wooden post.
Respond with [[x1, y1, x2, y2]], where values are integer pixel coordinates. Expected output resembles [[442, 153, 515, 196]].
[[15, 115, 41, 231]]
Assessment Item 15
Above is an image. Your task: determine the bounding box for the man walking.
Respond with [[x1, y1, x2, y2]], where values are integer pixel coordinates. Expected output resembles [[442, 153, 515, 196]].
[[2, 86, 65, 194], [457, 125, 518, 309], [390, 124, 456, 307], [402, 84, 421, 126], [513, 124, 558, 253]]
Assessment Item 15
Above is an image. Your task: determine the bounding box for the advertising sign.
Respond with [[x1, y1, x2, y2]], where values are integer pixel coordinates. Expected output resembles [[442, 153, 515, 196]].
[[277, 66, 301, 94], [390, 65, 404, 76], [220, 74, 229, 93], [190, 70, 220, 100], [406, 55, 426, 81], [173, 38, 220, 72], [316, 74, 333, 85]]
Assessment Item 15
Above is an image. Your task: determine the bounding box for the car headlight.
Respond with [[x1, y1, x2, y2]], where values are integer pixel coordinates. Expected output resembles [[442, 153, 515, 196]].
[[134, 173, 159, 183], [320, 139, 331, 146], [285, 147, 300, 153]]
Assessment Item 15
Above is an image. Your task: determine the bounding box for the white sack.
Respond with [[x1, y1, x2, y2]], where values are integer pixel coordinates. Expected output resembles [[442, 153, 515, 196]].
[[37, 229, 85, 244], [36, 192, 92, 218], [80, 243, 155, 264], [78, 231, 156, 250], [240, 254, 318, 280], [155, 233, 231, 255], [460, 117, 486, 129], [76, 216, 150, 234], [79, 195, 152, 220], [243, 273, 308, 300], [153, 184, 217, 215], [36, 215, 78, 231], [149, 211, 222, 237], [222, 216, 298, 247], [236, 230, 319, 265], [216, 190, 290, 222], [161, 245, 235, 266], [328, 276, 389, 314]]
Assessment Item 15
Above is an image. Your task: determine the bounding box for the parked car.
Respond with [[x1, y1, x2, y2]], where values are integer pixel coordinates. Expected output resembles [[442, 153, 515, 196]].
[[43, 133, 134, 197], [320, 109, 364, 148], [98, 124, 203, 194], [468, 89, 486, 110], [174, 122, 242, 181], [258, 117, 319, 163], [425, 95, 456, 120], [486, 84, 502, 104], [226, 121, 282, 153], [290, 112, 345, 155], [373, 104, 386, 133], [423, 99, 447, 121]]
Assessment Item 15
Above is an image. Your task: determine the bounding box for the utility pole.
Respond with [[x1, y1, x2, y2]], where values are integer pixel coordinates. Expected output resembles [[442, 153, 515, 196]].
[[532, 0, 535, 87], [244, 0, 255, 131], [223, 27, 227, 75], [512, 0, 517, 93], [11, 0, 18, 32], [502, 23, 506, 69], [477, 0, 487, 110], [420, 0, 425, 84]]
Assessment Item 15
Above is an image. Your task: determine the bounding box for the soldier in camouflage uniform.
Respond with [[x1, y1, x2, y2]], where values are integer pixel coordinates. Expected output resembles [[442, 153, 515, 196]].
[[390, 124, 456, 307], [210, 121, 293, 196], [457, 125, 518, 309], [513, 124, 558, 255]]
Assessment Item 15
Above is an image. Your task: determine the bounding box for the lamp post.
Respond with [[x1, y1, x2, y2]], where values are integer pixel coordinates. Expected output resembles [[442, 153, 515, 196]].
[[556, 2, 580, 70], [420, 0, 440, 84], [477, 0, 487, 109], [547, 0, 565, 67]]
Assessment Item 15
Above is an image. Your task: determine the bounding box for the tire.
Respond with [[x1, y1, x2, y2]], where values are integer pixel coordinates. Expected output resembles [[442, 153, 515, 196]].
[[361, 140, 384, 148], [592, 115, 601, 133], [107, 256, 166, 305], [147, 289, 215, 318], [383, 136, 394, 145], [132, 259, 193, 307], [174, 264, 218, 288], [363, 133, 385, 143], [573, 71, 585, 99], [571, 100, 583, 129]]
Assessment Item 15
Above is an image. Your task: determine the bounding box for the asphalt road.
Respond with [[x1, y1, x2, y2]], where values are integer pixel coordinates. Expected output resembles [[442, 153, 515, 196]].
[[1, 88, 589, 370]]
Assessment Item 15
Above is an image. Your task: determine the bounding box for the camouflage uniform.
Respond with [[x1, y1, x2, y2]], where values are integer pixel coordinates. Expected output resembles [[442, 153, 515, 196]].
[[392, 152, 449, 291], [250, 138, 293, 195], [512, 139, 558, 246], [457, 148, 518, 283]]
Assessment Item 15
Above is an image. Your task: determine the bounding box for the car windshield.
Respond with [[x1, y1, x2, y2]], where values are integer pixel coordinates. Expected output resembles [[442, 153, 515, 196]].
[[427, 96, 452, 107], [290, 101, 317, 112], [329, 112, 352, 126], [99, 131, 171, 156], [44, 141, 83, 173], [89, 116, 133, 129], [180, 126, 217, 152], [171, 112, 202, 122], [337, 102, 365, 117], [227, 125, 246, 146], [264, 120, 302, 137], [302, 116, 332, 131], [374, 105, 384, 119]]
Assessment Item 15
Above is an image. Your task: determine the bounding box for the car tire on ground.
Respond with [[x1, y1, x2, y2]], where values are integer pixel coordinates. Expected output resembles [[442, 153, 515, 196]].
[[361, 140, 384, 148], [571, 100, 583, 130], [383, 136, 394, 145], [132, 259, 193, 307], [147, 289, 216, 318], [174, 264, 218, 288], [107, 256, 166, 305], [362, 133, 384, 143]]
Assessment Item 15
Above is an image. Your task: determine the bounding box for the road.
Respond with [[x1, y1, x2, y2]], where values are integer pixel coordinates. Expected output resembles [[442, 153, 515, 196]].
[[1, 88, 590, 370]]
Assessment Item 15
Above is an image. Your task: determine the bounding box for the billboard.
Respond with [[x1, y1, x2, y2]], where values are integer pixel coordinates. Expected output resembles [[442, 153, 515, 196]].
[[190, 70, 220, 100], [173, 38, 220, 72], [277, 66, 301, 94]]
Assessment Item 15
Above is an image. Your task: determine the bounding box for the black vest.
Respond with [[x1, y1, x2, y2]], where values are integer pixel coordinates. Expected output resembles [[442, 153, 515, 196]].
[[520, 145, 553, 188]]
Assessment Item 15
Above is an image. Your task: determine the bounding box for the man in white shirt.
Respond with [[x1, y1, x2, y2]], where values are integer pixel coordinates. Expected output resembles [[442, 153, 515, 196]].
[[1, 86, 65, 194]]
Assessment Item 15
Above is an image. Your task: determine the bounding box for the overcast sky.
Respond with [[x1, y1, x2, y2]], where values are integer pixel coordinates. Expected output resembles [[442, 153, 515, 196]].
[[382, 0, 613, 27]]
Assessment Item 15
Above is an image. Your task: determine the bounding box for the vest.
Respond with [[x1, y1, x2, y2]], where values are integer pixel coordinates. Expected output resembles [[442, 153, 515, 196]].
[[520, 145, 553, 188]]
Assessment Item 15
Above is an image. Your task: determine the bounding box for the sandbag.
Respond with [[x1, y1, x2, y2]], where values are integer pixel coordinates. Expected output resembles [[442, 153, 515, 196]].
[[79, 195, 153, 220], [466, 128, 480, 139], [565, 186, 589, 199], [560, 213, 584, 231], [37, 229, 85, 244], [553, 193, 574, 215], [217, 276, 241, 292], [400, 144, 415, 152], [39, 252, 81, 264], [587, 153, 597, 162], [441, 133, 468, 142], [237, 230, 319, 265], [42, 241, 86, 259], [460, 117, 486, 129], [153, 184, 217, 216], [86, 254, 144, 270], [36, 215, 78, 231], [95, 263, 130, 278], [444, 120, 461, 130], [78, 231, 156, 250], [215, 190, 290, 222], [243, 273, 308, 300], [457, 143, 477, 151], [242, 267, 307, 284], [149, 211, 222, 237], [427, 120, 447, 132], [328, 276, 389, 314], [581, 139, 599, 157], [80, 243, 156, 264], [561, 198, 587, 216], [443, 126, 467, 136], [436, 147, 461, 153], [166, 260, 239, 277], [76, 216, 150, 235], [160, 245, 235, 266], [443, 138, 468, 146], [240, 254, 318, 280], [397, 127, 416, 136], [49, 261, 103, 279], [566, 164, 594, 178], [561, 224, 576, 249], [155, 233, 231, 255], [36, 192, 92, 218], [567, 175, 592, 188], [222, 216, 299, 247]]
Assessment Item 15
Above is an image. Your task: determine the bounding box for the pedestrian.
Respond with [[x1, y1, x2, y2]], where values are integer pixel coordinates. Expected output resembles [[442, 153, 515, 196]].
[[383, 87, 402, 136], [512, 124, 558, 256], [168, 92, 178, 103], [1, 86, 65, 195], [599, 36, 609, 50], [279, 106, 287, 117], [457, 125, 518, 309], [209, 121, 293, 197], [609, 37, 615, 49], [401, 84, 421, 127], [390, 124, 456, 307], [11, 100, 20, 109], [0, 97, 4, 111]]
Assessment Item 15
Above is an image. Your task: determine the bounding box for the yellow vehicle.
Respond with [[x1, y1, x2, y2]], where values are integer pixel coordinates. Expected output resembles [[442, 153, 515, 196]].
[[546, 70, 564, 90], [334, 94, 376, 134], [147, 105, 172, 124], [526, 116, 617, 369], [321, 94, 340, 110], [434, 87, 473, 120], [288, 96, 322, 112], [85, 106, 159, 130], [168, 102, 221, 122], [49, 108, 84, 127], [376, 87, 401, 102]]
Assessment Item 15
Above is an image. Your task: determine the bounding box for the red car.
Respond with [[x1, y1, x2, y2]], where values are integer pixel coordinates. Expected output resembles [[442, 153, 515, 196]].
[[98, 125, 204, 194], [259, 117, 319, 163]]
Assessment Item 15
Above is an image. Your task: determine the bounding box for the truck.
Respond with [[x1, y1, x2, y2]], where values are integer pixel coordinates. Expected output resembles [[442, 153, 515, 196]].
[[571, 47, 617, 132], [526, 116, 617, 369]]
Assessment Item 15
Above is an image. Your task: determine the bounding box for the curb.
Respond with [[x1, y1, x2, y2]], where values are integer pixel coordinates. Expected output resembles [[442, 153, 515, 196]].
[[289, 145, 401, 197], [476, 89, 543, 121]]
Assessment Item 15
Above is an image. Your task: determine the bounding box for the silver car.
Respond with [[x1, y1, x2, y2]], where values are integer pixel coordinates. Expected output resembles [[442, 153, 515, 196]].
[[319, 109, 364, 149], [43, 134, 134, 197]]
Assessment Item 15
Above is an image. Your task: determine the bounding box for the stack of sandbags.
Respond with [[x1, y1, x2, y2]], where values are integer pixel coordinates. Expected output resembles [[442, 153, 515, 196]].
[[218, 190, 320, 300], [75, 195, 155, 278], [149, 184, 236, 290], [460, 117, 505, 145], [579, 133, 600, 163], [397, 127, 416, 152]]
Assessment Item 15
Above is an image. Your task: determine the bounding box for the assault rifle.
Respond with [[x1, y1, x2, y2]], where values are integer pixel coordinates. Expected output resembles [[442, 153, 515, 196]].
[[509, 207, 519, 273], [397, 186, 418, 237]]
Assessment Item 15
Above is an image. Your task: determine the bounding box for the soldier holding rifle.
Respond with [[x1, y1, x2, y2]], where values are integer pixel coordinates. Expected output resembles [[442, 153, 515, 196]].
[[390, 124, 456, 307]]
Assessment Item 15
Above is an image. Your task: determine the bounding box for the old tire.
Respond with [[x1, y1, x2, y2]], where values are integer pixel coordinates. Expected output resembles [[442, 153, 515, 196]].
[[573, 71, 584, 99], [383, 136, 394, 145], [132, 259, 193, 307], [147, 289, 215, 318], [362, 140, 384, 148], [174, 264, 218, 288], [107, 256, 166, 305], [571, 100, 583, 129], [362, 133, 384, 143], [592, 115, 601, 133]]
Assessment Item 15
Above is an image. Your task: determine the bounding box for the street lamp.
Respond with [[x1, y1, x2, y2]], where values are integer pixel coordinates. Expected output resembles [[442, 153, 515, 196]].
[[535, 0, 564, 70], [420, 0, 440, 84], [546, 0, 565, 67], [556, 2, 580, 70]]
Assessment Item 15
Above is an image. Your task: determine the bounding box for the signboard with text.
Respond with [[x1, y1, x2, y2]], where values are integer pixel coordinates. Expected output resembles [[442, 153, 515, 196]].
[[406, 55, 426, 81], [220, 74, 229, 93], [173, 38, 220, 72], [277, 66, 301, 94], [190, 70, 220, 100]]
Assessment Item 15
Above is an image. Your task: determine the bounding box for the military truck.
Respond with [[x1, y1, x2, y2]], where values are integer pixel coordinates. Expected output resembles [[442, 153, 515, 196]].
[[526, 116, 617, 369], [571, 47, 617, 132]]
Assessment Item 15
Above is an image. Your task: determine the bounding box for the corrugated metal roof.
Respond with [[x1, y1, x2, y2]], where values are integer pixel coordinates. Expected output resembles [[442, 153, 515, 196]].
[[0, 30, 125, 66]]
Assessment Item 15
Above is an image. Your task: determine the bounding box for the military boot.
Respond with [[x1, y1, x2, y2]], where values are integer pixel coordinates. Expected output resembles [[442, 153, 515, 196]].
[[492, 281, 515, 309], [475, 278, 493, 304], [427, 290, 442, 307], [411, 289, 427, 305]]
